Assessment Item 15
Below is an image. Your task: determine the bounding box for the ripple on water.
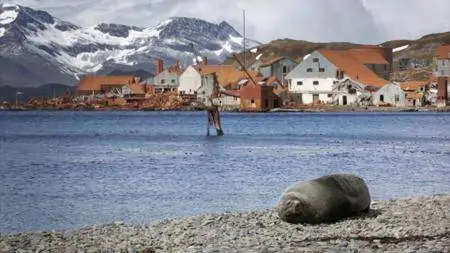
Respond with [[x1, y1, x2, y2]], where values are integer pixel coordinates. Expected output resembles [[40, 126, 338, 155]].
[[0, 111, 450, 233]]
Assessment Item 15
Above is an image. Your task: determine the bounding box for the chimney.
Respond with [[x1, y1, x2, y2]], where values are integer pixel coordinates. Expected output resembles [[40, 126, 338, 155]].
[[155, 58, 164, 75], [175, 59, 181, 72], [202, 56, 208, 66]]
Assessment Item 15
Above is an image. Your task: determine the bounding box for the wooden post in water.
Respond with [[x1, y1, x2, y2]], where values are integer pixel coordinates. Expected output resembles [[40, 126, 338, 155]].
[[206, 110, 211, 136], [205, 73, 224, 136], [206, 104, 224, 136]]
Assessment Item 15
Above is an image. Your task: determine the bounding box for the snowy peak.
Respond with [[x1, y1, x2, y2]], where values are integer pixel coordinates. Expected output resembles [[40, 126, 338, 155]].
[[94, 23, 144, 38], [0, 3, 20, 25], [219, 21, 241, 37], [156, 17, 240, 41], [0, 4, 260, 87], [1, 4, 55, 27], [0, 3, 79, 38]]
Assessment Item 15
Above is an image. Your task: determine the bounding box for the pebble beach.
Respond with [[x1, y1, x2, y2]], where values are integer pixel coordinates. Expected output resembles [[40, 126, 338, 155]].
[[0, 194, 449, 253]]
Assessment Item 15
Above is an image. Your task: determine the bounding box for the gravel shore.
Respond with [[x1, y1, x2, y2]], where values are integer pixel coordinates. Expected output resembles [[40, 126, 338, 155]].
[[1, 194, 448, 253]]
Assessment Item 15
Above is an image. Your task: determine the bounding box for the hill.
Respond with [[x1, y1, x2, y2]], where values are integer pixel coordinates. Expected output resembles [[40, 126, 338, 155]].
[[225, 32, 450, 76]]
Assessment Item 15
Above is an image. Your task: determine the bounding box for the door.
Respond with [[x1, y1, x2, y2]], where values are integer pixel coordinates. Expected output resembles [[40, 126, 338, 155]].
[[274, 99, 279, 108], [446, 79, 449, 103], [313, 94, 320, 104], [342, 95, 348, 105]]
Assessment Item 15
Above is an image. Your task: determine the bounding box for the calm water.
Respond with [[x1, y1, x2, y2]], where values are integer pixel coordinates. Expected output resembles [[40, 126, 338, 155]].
[[0, 111, 449, 233]]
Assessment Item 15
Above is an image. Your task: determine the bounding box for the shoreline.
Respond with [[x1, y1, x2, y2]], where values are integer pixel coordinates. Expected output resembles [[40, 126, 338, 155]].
[[2, 106, 450, 113], [1, 194, 448, 252]]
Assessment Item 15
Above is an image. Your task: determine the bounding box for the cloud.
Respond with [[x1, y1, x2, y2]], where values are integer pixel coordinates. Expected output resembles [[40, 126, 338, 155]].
[[7, 0, 450, 43]]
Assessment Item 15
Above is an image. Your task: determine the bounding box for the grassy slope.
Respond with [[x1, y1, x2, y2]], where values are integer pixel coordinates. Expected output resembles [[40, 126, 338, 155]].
[[224, 32, 450, 76]]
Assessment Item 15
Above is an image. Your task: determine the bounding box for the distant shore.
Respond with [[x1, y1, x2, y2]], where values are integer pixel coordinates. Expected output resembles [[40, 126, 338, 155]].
[[0, 194, 448, 253], [2, 106, 450, 113]]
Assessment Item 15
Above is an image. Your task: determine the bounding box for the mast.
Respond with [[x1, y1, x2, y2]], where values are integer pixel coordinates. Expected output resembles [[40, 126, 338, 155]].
[[243, 9, 246, 71]]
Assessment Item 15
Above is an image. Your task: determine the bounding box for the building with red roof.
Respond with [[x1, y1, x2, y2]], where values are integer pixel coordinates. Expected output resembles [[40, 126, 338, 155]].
[[286, 46, 392, 105]]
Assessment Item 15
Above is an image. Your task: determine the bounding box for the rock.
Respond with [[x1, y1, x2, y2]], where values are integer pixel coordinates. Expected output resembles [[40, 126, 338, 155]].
[[277, 174, 371, 224], [140, 248, 156, 253], [0, 195, 449, 253]]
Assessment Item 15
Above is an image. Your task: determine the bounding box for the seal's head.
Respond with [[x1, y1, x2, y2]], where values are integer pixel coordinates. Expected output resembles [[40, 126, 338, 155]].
[[277, 194, 312, 224]]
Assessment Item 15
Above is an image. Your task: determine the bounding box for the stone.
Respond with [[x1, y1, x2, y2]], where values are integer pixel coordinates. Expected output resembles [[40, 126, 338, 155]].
[[140, 248, 156, 253], [277, 174, 371, 224]]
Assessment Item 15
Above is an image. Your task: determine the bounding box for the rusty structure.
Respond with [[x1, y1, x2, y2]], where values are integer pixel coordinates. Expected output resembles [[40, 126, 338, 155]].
[[190, 43, 224, 136], [205, 74, 224, 136], [206, 102, 224, 136]]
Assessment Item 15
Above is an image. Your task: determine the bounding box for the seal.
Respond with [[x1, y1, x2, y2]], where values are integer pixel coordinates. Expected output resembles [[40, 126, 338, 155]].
[[277, 174, 371, 224]]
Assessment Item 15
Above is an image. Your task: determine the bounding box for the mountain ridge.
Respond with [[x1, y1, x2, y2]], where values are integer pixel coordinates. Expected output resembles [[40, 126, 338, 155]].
[[1, 3, 449, 89], [0, 3, 258, 87]]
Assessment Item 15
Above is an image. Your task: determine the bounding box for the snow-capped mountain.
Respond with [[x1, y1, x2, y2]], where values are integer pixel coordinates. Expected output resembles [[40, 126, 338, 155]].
[[0, 3, 259, 87]]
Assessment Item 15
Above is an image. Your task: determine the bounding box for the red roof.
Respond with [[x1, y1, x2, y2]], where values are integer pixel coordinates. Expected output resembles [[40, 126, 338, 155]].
[[260, 56, 287, 67], [319, 49, 389, 87], [77, 75, 136, 92], [126, 83, 145, 95], [399, 81, 427, 91], [346, 48, 389, 65]]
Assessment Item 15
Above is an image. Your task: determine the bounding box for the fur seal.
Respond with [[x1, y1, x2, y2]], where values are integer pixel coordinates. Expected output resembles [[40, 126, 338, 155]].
[[277, 174, 371, 224]]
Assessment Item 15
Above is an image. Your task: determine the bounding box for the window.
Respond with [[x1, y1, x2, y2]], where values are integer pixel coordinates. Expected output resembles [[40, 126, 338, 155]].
[[313, 58, 319, 62], [171, 79, 175, 83], [307, 68, 313, 72], [384, 65, 388, 71], [313, 81, 319, 85], [327, 94, 332, 98], [380, 94, 384, 102], [319, 68, 325, 72], [395, 95, 400, 102], [161, 79, 165, 84], [283, 66, 287, 74], [336, 70, 345, 79], [251, 99, 255, 104], [297, 81, 303, 85]]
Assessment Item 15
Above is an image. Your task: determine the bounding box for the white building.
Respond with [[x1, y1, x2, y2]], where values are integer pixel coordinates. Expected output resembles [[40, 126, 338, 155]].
[[286, 48, 390, 105], [285, 50, 336, 104], [332, 78, 372, 106], [373, 83, 406, 107], [178, 66, 202, 95]]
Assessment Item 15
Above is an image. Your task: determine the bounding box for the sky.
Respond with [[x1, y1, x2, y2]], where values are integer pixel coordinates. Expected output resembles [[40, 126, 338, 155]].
[[5, 0, 450, 44]]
